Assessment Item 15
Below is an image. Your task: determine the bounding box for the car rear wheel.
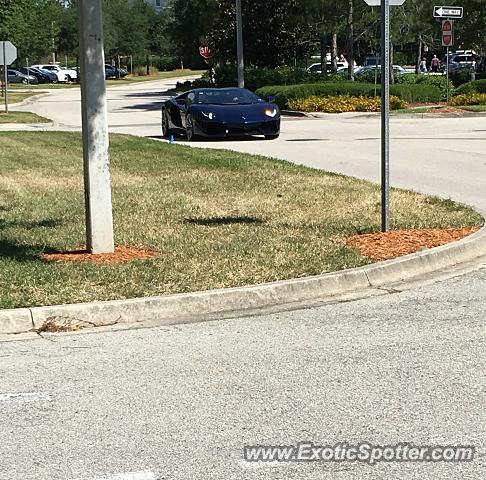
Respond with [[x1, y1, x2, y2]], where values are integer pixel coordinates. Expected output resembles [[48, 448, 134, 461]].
[[22, 78, 28, 84], [161, 110, 171, 138], [186, 114, 197, 141], [264, 134, 280, 140]]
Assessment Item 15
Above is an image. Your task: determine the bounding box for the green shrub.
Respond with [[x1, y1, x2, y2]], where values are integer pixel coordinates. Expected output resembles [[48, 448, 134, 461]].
[[256, 82, 442, 108], [453, 79, 486, 96], [288, 95, 407, 113], [448, 69, 486, 87], [450, 93, 486, 106], [214, 64, 351, 91]]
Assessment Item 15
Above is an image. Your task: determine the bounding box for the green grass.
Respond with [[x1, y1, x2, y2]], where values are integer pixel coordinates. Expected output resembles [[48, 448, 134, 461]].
[[4, 91, 40, 104], [8, 70, 203, 90], [456, 105, 486, 112], [0, 131, 482, 309], [0, 111, 50, 124], [394, 106, 436, 114]]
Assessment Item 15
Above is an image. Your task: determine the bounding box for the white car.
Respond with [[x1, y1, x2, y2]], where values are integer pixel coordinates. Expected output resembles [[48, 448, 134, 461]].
[[31, 64, 77, 83], [307, 62, 348, 74]]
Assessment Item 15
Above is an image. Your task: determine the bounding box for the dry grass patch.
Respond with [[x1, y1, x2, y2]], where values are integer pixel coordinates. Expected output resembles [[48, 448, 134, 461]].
[[0, 131, 482, 308]]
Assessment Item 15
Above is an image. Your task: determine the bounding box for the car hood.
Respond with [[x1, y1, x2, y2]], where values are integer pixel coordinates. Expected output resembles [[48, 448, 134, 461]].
[[191, 103, 279, 122]]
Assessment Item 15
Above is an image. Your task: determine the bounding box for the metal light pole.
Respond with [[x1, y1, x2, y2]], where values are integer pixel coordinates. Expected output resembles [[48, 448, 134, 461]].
[[380, 0, 391, 232], [236, 0, 245, 88], [78, 0, 115, 253]]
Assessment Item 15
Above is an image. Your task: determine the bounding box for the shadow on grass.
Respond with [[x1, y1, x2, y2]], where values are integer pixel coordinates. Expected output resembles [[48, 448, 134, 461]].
[[0, 218, 64, 229], [0, 239, 56, 262], [185, 216, 264, 226]]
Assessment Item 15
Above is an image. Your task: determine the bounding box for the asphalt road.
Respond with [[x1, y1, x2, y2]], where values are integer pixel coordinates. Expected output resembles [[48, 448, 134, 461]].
[[2, 78, 486, 479]]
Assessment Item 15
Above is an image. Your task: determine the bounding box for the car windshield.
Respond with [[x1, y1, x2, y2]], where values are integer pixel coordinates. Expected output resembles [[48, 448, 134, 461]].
[[194, 89, 263, 105]]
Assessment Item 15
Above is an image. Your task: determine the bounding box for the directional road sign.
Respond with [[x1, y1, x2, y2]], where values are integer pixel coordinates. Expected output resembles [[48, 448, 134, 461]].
[[434, 6, 463, 18], [0, 41, 17, 65], [363, 0, 406, 5]]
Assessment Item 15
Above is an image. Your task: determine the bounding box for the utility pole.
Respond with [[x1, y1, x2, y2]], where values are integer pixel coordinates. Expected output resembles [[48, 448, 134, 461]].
[[78, 0, 115, 254], [236, 0, 244, 88], [380, 0, 390, 232]]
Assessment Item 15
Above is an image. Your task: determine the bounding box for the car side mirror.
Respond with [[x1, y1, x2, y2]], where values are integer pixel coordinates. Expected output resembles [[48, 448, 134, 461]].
[[265, 96, 276, 103]]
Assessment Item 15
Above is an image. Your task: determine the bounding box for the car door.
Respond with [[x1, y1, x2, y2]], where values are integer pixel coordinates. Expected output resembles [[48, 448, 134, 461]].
[[167, 92, 188, 130], [181, 92, 196, 127]]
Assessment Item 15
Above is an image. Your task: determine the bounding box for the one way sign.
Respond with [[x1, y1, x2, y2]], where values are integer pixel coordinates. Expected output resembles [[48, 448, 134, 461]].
[[434, 6, 463, 18]]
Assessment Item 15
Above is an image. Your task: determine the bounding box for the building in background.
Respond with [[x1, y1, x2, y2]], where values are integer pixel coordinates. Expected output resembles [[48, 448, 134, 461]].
[[143, 0, 168, 11]]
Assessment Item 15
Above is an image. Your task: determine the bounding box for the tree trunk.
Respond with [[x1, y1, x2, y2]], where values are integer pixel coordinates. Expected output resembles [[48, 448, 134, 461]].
[[320, 33, 327, 75], [331, 33, 338, 73], [416, 34, 423, 74], [347, 0, 355, 81]]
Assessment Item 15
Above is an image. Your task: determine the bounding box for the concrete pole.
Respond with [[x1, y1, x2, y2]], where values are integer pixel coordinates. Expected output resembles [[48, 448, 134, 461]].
[[78, 0, 115, 253], [236, 0, 245, 88]]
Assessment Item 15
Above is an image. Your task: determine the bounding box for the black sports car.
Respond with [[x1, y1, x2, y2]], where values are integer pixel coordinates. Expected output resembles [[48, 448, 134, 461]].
[[161, 88, 280, 140]]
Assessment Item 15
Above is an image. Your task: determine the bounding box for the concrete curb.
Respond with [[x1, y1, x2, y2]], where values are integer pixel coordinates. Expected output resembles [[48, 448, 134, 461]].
[[1, 222, 486, 335]]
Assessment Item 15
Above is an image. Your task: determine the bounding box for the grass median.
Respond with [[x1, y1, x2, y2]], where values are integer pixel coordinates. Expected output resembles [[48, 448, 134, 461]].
[[0, 111, 50, 124], [0, 131, 482, 309]]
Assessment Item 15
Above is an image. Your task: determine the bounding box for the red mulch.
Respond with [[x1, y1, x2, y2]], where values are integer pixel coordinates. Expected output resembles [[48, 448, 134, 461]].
[[41, 245, 159, 264], [347, 226, 480, 261]]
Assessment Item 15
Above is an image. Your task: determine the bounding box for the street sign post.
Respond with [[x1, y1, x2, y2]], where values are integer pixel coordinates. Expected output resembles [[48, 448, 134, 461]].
[[362, 0, 407, 232], [434, 6, 463, 18], [442, 19, 454, 104], [0, 41, 17, 114], [236, 0, 244, 88]]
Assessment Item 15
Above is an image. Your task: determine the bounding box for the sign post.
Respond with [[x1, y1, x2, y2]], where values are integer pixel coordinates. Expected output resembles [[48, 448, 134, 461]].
[[362, 0, 406, 232], [442, 19, 454, 104], [0, 41, 17, 114]]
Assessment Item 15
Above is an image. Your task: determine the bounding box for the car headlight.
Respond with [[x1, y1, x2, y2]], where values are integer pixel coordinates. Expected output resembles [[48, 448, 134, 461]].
[[264, 108, 278, 118], [201, 111, 215, 120]]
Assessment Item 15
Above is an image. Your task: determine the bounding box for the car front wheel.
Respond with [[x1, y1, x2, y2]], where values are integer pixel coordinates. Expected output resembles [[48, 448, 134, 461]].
[[161, 110, 171, 138]]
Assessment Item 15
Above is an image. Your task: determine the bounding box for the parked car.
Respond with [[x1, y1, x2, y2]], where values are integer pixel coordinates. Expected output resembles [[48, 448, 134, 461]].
[[31, 64, 77, 82], [16, 67, 50, 84], [161, 88, 281, 141], [28, 67, 58, 83], [355, 65, 413, 76], [441, 54, 476, 72], [7, 69, 39, 85], [307, 62, 348, 74], [105, 64, 128, 79]]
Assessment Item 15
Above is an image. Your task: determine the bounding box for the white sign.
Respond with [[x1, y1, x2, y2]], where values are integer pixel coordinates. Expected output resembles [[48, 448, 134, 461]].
[[363, 0, 406, 5], [0, 41, 17, 65], [434, 6, 463, 18]]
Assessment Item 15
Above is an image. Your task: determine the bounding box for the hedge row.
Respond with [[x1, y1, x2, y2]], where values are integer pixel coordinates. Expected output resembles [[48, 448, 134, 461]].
[[450, 93, 486, 106], [256, 82, 442, 108], [453, 79, 486, 96], [288, 95, 407, 113]]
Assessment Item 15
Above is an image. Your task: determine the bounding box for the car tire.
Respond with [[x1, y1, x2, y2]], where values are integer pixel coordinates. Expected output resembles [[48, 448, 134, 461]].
[[22, 78, 28, 84], [186, 114, 197, 141], [65, 75, 72, 82], [264, 134, 280, 140], [161, 110, 171, 138]]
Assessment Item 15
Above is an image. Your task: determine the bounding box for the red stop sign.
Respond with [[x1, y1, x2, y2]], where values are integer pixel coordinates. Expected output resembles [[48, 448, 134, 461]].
[[199, 45, 213, 59], [442, 20, 454, 47]]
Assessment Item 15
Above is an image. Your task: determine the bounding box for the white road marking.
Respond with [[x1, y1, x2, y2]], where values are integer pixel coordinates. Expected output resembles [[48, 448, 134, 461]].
[[0, 392, 51, 402], [80, 471, 157, 480]]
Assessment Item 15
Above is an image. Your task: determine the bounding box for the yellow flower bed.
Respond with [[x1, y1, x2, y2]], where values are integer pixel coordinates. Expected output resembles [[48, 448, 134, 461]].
[[288, 95, 408, 113], [450, 93, 486, 106]]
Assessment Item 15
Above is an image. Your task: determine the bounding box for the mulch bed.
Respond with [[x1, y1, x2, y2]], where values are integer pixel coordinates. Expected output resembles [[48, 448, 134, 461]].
[[41, 245, 159, 264], [347, 226, 480, 261]]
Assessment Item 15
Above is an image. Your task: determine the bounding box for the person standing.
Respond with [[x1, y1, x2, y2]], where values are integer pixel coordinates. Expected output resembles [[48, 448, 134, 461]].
[[420, 58, 427, 73], [431, 55, 440, 73]]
